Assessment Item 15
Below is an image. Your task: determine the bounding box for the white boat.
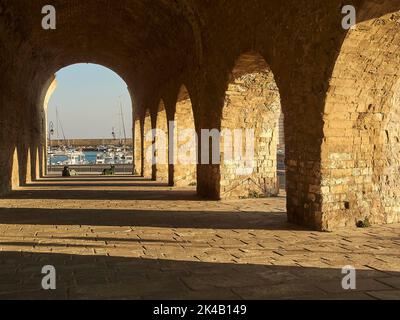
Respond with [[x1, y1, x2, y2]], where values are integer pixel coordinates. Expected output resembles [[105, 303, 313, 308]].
[[48, 150, 86, 165], [125, 155, 133, 164], [70, 152, 86, 165], [94, 150, 133, 165], [96, 153, 106, 164]]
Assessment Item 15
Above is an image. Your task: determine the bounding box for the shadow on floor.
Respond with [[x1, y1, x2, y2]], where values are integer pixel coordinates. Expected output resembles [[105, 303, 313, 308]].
[[38, 175, 151, 182], [25, 182, 170, 188], [0, 251, 397, 300], [0, 207, 297, 230], [23, 176, 169, 189], [4, 189, 199, 201], [6, 175, 199, 201]]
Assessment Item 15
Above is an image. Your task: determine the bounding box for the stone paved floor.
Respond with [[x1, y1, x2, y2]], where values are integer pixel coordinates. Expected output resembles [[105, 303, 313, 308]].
[[0, 175, 399, 300]]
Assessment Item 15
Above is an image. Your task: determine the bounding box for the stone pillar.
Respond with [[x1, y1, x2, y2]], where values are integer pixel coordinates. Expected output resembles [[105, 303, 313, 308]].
[[196, 86, 223, 200], [172, 86, 197, 187], [143, 113, 153, 179], [26, 148, 32, 183], [11, 148, 20, 190], [154, 103, 169, 183], [133, 119, 142, 176]]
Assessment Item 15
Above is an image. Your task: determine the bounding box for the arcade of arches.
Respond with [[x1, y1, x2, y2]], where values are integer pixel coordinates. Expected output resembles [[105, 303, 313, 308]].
[[1, 0, 400, 234]]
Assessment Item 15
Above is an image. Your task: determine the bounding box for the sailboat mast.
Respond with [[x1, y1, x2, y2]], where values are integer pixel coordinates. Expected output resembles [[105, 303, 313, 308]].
[[56, 106, 59, 140], [119, 98, 127, 146], [56, 106, 68, 146]]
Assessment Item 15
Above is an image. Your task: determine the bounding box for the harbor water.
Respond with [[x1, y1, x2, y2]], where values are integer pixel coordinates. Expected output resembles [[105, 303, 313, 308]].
[[50, 151, 100, 165]]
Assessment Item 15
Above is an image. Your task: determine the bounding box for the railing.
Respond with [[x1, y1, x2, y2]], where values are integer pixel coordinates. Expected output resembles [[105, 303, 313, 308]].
[[48, 164, 135, 174], [47, 165, 286, 187]]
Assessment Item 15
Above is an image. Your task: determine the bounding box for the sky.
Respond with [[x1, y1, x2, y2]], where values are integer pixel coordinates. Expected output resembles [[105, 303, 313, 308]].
[[47, 63, 133, 140]]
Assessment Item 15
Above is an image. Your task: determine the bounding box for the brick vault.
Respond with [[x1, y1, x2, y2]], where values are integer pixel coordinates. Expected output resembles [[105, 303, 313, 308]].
[[1, 0, 400, 231]]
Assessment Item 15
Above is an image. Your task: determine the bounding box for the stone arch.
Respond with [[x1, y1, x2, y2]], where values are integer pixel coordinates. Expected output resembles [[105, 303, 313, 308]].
[[41, 77, 58, 175], [172, 85, 197, 187], [154, 100, 169, 182], [220, 52, 283, 199], [43, 64, 134, 175], [321, 7, 400, 229]]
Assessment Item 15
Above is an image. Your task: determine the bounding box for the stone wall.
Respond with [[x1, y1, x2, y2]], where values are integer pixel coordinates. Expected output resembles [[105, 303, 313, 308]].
[[51, 138, 134, 147], [321, 9, 400, 230], [278, 113, 285, 150], [220, 54, 281, 199]]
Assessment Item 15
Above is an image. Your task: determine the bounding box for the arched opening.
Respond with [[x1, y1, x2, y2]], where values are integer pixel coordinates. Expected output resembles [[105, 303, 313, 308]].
[[42, 77, 58, 177], [220, 52, 284, 199], [154, 100, 169, 182], [322, 7, 400, 229], [45, 64, 133, 175], [172, 85, 197, 187]]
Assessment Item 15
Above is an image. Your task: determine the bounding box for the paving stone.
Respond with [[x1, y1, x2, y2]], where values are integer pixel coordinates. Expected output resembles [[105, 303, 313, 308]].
[[0, 177, 399, 299], [367, 290, 400, 300]]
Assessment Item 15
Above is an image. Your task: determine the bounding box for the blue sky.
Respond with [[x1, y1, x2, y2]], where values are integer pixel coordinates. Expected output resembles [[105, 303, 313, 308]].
[[48, 64, 133, 140]]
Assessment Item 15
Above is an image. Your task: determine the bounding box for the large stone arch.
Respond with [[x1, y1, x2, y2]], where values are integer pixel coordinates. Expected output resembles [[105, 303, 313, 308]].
[[40, 77, 57, 177], [40, 63, 135, 180], [220, 52, 282, 199], [321, 6, 400, 229]]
